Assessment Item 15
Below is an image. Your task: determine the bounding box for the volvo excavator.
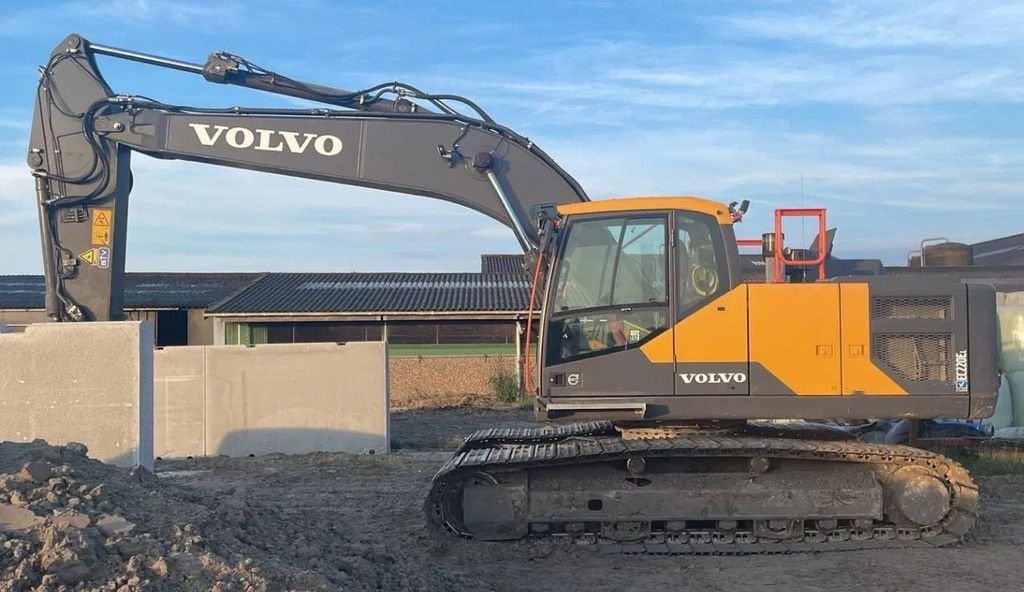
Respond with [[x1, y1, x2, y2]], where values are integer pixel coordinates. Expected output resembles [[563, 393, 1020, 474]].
[[28, 34, 998, 553]]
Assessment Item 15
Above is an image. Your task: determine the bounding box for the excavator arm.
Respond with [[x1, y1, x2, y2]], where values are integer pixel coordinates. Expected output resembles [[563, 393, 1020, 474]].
[[29, 33, 587, 321]]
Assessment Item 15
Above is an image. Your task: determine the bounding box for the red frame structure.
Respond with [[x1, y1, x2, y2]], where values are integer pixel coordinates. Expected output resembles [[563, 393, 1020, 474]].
[[772, 208, 827, 283]]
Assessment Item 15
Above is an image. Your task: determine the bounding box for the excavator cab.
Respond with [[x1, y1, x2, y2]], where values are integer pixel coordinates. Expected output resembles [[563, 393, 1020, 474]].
[[537, 198, 998, 426], [539, 198, 744, 417]]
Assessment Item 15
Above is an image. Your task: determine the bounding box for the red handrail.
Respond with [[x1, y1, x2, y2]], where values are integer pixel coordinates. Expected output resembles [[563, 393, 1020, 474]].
[[772, 208, 827, 282]]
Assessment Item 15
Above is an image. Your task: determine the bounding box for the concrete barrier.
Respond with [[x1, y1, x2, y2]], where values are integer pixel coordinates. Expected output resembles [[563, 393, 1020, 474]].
[[0, 322, 154, 469], [152, 347, 205, 458], [154, 342, 388, 458]]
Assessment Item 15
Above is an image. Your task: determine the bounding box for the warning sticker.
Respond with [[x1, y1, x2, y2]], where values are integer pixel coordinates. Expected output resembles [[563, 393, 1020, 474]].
[[91, 225, 111, 246], [79, 247, 111, 269], [79, 248, 97, 265], [91, 208, 112, 246]]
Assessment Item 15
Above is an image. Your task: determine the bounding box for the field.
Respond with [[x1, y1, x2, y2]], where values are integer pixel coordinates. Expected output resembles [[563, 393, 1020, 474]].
[[4, 407, 1023, 591], [172, 408, 1024, 591]]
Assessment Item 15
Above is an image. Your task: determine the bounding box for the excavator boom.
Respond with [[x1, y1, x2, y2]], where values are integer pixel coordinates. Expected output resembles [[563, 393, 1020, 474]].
[[29, 33, 586, 321]]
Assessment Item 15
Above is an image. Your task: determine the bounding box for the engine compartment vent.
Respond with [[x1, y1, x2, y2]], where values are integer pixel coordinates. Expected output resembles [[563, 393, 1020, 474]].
[[873, 333, 951, 382], [872, 297, 951, 320]]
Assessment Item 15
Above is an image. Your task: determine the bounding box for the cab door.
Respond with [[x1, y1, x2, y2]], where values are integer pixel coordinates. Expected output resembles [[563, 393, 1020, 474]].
[[671, 211, 750, 396], [542, 213, 676, 398]]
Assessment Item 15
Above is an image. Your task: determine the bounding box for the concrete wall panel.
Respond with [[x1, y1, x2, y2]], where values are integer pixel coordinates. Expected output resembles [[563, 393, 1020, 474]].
[[0, 311, 50, 331], [152, 342, 388, 458], [0, 322, 153, 469], [153, 347, 205, 458], [204, 342, 388, 456]]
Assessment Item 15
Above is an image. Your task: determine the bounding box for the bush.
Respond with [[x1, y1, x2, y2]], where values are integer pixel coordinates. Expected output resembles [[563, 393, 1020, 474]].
[[488, 368, 521, 403]]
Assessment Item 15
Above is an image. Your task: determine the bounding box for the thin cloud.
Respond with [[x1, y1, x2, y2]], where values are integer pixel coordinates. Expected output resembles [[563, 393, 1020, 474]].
[[719, 1, 1024, 49]]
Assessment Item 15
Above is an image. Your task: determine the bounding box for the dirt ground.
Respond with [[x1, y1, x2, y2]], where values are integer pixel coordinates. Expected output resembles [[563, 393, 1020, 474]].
[[4, 408, 1024, 591]]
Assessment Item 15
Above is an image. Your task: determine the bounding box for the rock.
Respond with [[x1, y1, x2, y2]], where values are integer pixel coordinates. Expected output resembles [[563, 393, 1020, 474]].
[[55, 560, 91, 585], [67, 497, 81, 508], [148, 557, 169, 578], [45, 491, 59, 504], [8, 491, 27, 507], [18, 461, 54, 483], [64, 442, 89, 457], [51, 511, 90, 530], [0, 504, 43, 532], [126, 554, 145, 573], [89, 484, 106, 499], [128, 466, 156, 484], [96, 514, 136, 536]]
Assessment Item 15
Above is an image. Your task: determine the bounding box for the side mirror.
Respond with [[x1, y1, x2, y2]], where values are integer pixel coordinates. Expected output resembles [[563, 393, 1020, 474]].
[[728, 200, 750, 223]]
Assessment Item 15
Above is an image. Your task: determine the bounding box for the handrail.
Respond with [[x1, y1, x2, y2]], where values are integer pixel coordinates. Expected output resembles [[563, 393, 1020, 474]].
[[772, 208, 827, 282]]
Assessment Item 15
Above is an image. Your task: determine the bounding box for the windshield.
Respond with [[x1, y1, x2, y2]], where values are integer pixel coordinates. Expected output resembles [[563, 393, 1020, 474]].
[[547, 215, 669, 364], [552, 216, 667, 313]]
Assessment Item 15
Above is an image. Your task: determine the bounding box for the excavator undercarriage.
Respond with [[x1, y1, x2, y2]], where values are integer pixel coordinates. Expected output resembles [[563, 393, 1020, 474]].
[[427, 421, 977, 552]]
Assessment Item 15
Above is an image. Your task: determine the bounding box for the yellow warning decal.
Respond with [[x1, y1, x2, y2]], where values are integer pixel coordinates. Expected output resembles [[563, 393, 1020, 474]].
[[91, 208, 112, 246], [78, 247, 110, 269], [91, 226, 111, 246]]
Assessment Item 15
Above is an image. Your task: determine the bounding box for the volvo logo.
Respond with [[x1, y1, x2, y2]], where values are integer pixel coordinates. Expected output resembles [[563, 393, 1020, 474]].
[[188, 123, 344, 156], [679, 372, 747, 384]]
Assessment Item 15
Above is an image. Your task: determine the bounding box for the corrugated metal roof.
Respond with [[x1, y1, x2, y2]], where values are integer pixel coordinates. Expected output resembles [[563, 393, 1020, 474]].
[[124, 273, 265, 308], [739, 254, 765, 282], [0, 276, 45, 309], [0, 273, 264, 310], [480, 254, 527, 274], [972, 233, 1024, 266], [207, 272, 533, 314]]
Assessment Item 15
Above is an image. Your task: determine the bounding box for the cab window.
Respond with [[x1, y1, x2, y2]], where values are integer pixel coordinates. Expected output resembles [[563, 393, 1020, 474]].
[[676, 211, 726, 314], [547, 215, 669, 364]]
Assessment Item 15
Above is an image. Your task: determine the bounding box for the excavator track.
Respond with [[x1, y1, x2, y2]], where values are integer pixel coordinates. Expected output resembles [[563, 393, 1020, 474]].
[[425, 421, 978, 554]]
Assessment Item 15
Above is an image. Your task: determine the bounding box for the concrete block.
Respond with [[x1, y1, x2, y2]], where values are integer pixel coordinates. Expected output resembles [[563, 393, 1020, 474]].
[[204, 342, 388, 456], [153, 347, 205, 459], [0, 322, 154, 469]]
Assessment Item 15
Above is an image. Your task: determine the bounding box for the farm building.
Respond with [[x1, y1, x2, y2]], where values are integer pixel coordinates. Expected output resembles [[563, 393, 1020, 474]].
[[0, 258, 536, 354]]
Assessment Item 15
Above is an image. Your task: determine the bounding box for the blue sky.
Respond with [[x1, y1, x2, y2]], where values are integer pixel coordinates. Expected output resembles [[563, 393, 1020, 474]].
[[1, 0, 1022, 273]]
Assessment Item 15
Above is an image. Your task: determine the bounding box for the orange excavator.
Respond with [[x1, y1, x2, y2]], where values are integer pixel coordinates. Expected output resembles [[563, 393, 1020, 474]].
[[29, 34, 995, 552]]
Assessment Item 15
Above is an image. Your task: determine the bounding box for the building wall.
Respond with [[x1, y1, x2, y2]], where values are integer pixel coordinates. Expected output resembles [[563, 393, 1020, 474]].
[[188, 309, 214, 345], [229, 319, 519, 347]]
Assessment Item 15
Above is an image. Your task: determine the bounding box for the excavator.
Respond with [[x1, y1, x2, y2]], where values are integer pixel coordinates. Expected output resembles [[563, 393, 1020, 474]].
[[28, 34, 997, 552]]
